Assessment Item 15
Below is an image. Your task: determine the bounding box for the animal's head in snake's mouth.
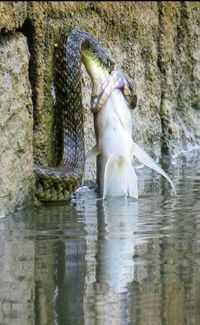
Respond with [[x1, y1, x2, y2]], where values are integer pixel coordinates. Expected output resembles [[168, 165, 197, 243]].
[[81, 45, 137, 113], [34, 29, 175, 202], [81, 44, 114, 107], [34, 29, 138, 201], [81, 42, 114, 80]]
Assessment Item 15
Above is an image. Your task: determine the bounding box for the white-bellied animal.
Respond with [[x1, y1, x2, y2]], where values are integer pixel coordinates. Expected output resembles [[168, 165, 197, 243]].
[[82, 48, 176, 200]]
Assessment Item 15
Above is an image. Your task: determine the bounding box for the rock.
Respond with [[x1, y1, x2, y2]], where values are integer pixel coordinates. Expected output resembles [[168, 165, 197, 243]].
[[24, 2, 200, 180], [0, 33, 34, 215], [0, 2, 27, 32], [159, 2, 200, 156], [0, 2, 200, 196]]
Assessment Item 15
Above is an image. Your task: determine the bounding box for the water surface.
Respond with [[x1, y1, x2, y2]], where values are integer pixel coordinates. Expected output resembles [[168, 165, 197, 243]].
[[0, 152, 200, 325]]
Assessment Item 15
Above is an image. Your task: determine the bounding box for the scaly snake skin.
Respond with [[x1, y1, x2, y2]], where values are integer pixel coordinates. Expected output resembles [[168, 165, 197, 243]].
[[34, 30, 137, 201], [34, 30, 114, 201]]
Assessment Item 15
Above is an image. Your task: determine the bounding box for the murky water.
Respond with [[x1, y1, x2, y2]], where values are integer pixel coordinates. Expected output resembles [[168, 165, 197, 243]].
[[1, 152, 200, 325]]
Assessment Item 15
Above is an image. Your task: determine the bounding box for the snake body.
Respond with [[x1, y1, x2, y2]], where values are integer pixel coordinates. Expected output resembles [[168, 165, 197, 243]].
[[34, 30, 114, 201]]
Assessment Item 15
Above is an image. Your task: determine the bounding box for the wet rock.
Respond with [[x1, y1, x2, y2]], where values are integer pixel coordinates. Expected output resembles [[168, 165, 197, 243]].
[[24, 2, 200, 179], [0, 2, 200, 189], [159, 2, 200, 156], [0, 33, 34, 216]]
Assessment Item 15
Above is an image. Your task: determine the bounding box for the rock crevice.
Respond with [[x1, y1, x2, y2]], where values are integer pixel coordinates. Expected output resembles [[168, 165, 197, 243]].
[[0, 2, 200, 212]]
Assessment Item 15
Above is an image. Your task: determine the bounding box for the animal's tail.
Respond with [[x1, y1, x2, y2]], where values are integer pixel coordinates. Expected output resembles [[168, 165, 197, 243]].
[[103, 154, 138, 199], [132, 142, 176, 195]]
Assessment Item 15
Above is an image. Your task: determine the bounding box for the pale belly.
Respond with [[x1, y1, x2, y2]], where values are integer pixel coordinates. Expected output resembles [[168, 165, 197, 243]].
[[95, 89, 136, 198]]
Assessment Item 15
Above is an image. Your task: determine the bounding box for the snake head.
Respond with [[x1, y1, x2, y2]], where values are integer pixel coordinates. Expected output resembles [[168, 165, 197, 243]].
[[82, 40, 115, 74]]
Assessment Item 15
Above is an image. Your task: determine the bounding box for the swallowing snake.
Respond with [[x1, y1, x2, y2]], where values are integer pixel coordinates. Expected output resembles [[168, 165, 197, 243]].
[[34, 29, 136, 201]]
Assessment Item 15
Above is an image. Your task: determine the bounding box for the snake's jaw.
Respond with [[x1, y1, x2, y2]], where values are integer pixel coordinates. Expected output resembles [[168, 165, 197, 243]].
[[81, 50, 110, 87], [35, 30, 115, 201]]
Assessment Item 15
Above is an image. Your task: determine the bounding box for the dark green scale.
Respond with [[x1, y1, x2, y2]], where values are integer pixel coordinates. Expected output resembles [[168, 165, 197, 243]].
[[34, 30, 114, 201]]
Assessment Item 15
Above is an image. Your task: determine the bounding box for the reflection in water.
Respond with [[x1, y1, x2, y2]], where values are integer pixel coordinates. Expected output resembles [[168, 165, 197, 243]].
[[33, 205, 87, 325], [0, 214, 35, 325], [83, 199, 138, 325], [0, 152, 200, 324], [97, 200, 138, 293]]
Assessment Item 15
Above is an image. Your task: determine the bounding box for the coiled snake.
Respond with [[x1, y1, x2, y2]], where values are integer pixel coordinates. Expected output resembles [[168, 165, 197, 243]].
[[34, 30, 136, 201]]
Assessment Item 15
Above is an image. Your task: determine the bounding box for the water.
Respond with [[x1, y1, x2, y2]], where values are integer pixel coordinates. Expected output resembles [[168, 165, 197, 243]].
[[1, 152, 200, 325]]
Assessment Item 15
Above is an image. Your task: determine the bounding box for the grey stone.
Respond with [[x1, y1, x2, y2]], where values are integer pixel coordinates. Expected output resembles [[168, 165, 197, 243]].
[[1, 2, 200, 196], [0, 33, 34, 215]]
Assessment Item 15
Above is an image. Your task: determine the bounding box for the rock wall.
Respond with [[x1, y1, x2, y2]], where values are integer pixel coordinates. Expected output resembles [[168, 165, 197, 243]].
[[21, 2, 200, 172], [0, 2, 200, 209], [0, 33, 34, 216], [158, 2, 200, 156]]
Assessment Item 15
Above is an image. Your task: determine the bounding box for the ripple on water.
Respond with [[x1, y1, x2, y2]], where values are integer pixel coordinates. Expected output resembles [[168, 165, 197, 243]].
[[1, 152, 200, 324]]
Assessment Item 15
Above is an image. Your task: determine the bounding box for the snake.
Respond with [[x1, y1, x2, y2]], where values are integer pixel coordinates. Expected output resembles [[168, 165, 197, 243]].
[[34, 29, 137, 201]]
